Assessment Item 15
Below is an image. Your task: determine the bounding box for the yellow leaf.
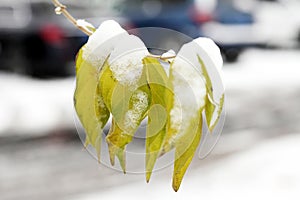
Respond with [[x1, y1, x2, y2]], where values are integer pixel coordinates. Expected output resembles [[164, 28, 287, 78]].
[[172, 113, 203, 192], [99, 59, 150, 172], [161, 45, 207, 191], [143, 57, 170, 182], [198, 55, 224, 132], [74, 48, 110, 161]]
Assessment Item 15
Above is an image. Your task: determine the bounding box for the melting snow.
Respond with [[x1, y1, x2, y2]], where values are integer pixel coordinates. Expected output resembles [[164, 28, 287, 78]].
[[82, 20, 129, 68], [169, 37, 223, 133], [124, 90, 148, 130], [109, 35, 148, 87]]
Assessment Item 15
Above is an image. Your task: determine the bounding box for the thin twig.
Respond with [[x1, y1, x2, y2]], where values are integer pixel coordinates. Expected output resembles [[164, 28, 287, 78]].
[[147, 54, 175, 62], [51, 0, 176, 60], [52, 0, 92, 36]]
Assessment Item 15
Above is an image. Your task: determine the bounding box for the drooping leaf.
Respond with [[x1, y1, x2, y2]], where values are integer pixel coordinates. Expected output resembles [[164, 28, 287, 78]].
[[74, 20, 130, 161], [159, 66, 175, 156], [99, 58, 150, 172], [172, 113, 203, 192], [142, 57, 171, 182], [209, 93, 224, 131], [198, 55, 224, 132], [107, 87, 150, 172], [74, 48, 110, 161], [106, 118, 127, 172], [160, 42, 207, 191]]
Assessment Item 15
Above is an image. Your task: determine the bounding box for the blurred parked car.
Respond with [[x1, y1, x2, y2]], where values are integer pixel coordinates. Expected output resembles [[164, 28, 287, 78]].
[[254, 0, 300, 48], [0, 0, 126, 78], [201, 0, 266, 62], [0, 0, 78, 77], [113, 0, 212, 54], [114, 0, 263, 62]]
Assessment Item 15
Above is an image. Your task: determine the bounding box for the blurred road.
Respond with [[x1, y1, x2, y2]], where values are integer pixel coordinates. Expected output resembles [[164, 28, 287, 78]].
[[0, 48, 300, 200]]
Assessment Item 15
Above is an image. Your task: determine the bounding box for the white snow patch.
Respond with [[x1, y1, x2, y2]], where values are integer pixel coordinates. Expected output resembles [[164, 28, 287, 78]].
[[124, 90, 148, 130], [109, 35, 149, 87], [161, 49, 176, 64], [82, 20, 129, 67], [190, 37, 224, 97], [0, 73, 75, 136], [81, 20, 149, 87], [223, 49, 300, 89], [170, 52, 206, 133], [194, 37, 223, 71], [161, 49, 176, 58], [169, 37, 223, 134], [76, 19, 95, 30], [70, 133, 300, 200]]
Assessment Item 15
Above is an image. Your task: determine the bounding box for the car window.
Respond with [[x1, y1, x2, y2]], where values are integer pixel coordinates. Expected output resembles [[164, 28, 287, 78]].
[[0, 3, 31, 29], [113, 0, 191, 14], [115, 0, 189, 6], [30, 2, 54, 17], [0, 6, 14, 19]]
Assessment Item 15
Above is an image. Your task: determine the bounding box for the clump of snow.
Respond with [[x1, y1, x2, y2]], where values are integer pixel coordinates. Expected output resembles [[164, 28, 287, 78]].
[[160, 49, 176, 75], [124, 90, 148, 131], [169, 37, 223, 137], [109, 35, 149, 87], [82, 20, 149, 88], [192, 38, 224, 126], [195, 38, 224, 98], [76, 19, 95, 30], [96, 95, 107, 109], [170, 54, 207, 134], [193, 38, 223, 71], [161, 49, 176, 58], [161, 49, 176, 63], [82, 20, 129, 67], [177, 37, 224, 100]]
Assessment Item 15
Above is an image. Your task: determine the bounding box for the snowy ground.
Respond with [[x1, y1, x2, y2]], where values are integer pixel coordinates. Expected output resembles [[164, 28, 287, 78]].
[[0, 48, 300, 199], [0, 75, 75, 136]]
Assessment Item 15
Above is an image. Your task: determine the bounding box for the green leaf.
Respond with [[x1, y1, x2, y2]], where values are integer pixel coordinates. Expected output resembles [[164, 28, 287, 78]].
[[209, 93, 224, 131], [161, 51, 207, 191], [142, 57, 170, 182], [106, 118, 128, 172], [172, 113, 203, 192], [99, 59, 151, 172], [74, 48, 110, 161], [159, 64, 175, 156], [197, 55, 224, 132]]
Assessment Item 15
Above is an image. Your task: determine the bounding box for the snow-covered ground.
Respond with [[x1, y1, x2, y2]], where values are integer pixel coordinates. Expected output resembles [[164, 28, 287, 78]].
[[70, 134, 300, 200], [0, 75, 75, 136], [1, 48, 300, 200], [224, 49, 300, 88]]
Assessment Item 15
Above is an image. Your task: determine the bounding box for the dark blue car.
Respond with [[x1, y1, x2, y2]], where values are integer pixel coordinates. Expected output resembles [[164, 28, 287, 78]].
[[119, 0, 203, 37], [117, 0, 258, 62], [115, 0, 213, 54], [203, 0, 261, 62]]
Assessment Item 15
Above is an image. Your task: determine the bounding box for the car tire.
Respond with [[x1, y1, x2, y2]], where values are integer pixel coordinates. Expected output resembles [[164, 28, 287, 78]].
[[223, 48, 240, 63], [297, 29, 300, 48]]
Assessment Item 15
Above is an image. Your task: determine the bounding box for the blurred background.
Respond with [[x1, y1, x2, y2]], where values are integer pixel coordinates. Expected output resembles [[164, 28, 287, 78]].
[[1, 0, 300, 199]]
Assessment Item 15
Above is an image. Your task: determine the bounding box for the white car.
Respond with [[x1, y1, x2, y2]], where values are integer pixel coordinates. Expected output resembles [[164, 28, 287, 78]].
[[202, 0, 300, 51], [200, 0, 266, 62], [253, 0, 300, 48]]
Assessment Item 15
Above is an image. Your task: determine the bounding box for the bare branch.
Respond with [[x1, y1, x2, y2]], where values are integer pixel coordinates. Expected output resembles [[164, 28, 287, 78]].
[[52, 0, 92, 36], [147, 54, 175, 62]]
